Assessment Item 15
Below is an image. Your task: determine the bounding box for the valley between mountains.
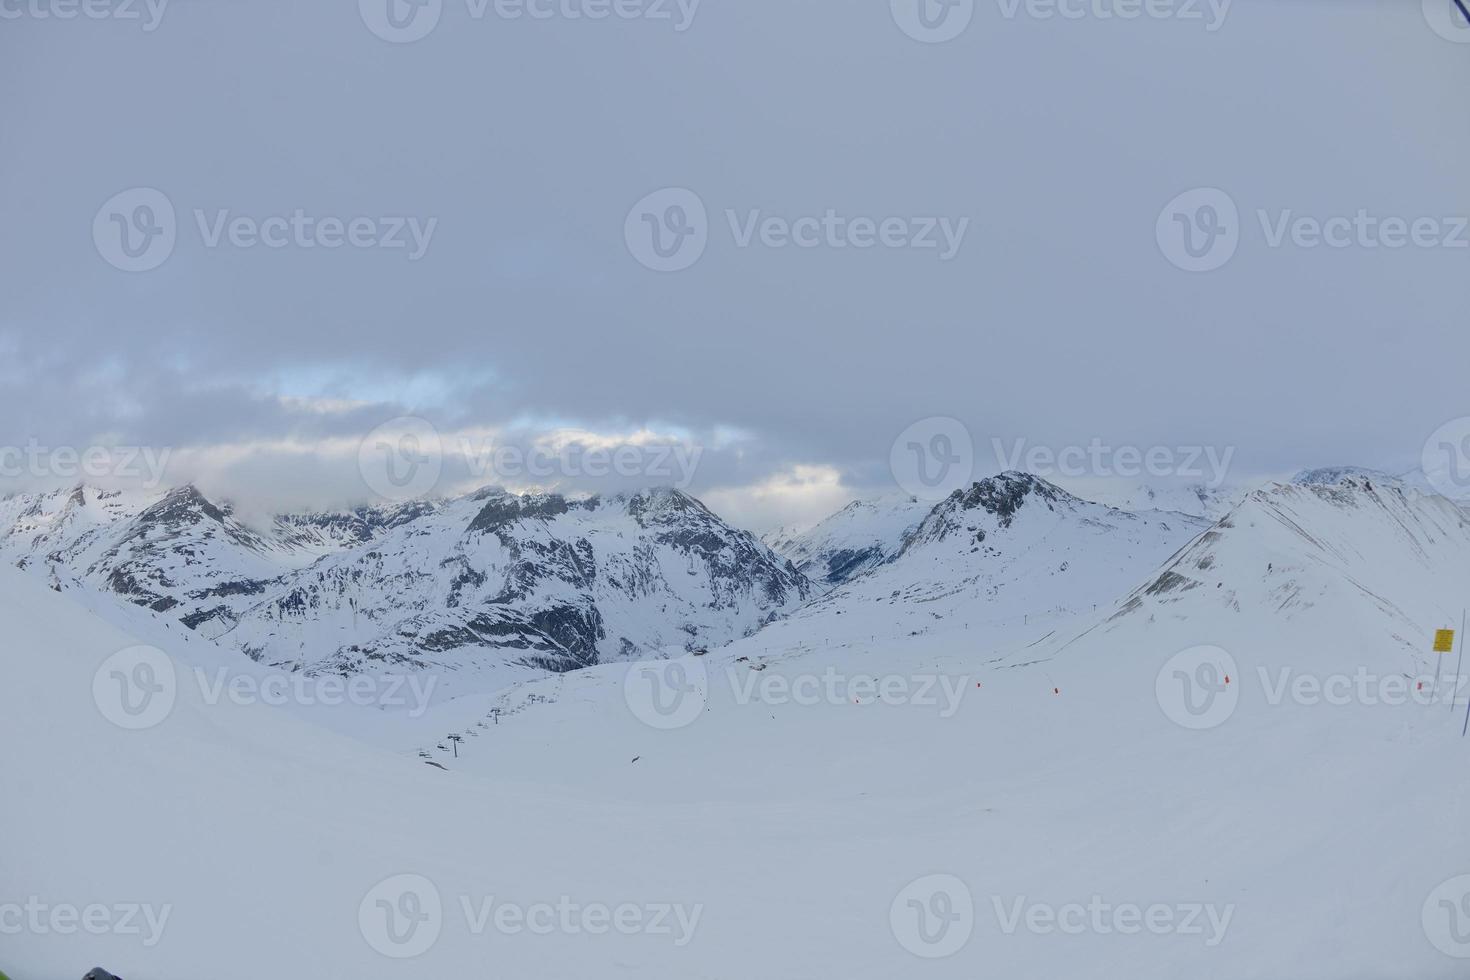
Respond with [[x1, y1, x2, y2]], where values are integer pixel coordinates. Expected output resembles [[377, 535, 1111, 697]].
[[5, 468, 1470, 978]]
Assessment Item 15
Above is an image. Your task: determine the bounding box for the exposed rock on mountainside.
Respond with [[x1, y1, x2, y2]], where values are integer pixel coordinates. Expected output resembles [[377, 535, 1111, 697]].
[[0, 483, 811, 683]]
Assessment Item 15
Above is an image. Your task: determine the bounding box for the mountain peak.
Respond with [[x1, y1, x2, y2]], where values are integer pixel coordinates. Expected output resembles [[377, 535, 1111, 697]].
[[946, 471, 1074, 518], [1290, 466, 1397, 488], [141, 484, 228, 526], [622, 486, 704, 522]]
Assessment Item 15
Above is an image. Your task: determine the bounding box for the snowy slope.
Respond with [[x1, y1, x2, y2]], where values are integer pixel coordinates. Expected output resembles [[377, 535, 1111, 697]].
[[764, 492, 932, 588], [1051, 477, 1242, 520], [147, 472, 1463, 980], [269, 498, 443, 559], [1090, 474, 1470, 663], [9, 471, 1470, 978]]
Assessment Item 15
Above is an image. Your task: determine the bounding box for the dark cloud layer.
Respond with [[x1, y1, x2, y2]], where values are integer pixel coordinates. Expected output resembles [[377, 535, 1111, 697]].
[[2, 0, 1467, 529]]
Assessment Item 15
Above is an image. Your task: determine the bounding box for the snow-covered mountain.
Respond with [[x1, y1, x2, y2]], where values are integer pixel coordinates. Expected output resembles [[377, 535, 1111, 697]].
[[761, 472, 1210, 649], [0, 485, 474, 637], [0, 486, 321, 621], [220, 486, 810, 680], [0, 483, 811, 686], [0, 484, 161, 574], [764, 493, 932, 588], [1095, 473, 1470, 661]]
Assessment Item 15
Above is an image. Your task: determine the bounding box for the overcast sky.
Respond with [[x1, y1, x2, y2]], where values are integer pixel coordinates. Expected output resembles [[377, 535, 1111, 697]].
[[3, 0, 1468, 531]]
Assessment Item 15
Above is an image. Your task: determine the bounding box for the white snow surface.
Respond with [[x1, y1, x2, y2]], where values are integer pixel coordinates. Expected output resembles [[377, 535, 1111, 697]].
[[8, 473, 1470, 978], [1049, 476, 1243, 521]]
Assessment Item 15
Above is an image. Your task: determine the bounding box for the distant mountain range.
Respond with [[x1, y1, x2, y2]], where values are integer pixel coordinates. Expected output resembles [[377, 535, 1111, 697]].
[[4, 465, 1459, 693], [0, 483, 809, 686]]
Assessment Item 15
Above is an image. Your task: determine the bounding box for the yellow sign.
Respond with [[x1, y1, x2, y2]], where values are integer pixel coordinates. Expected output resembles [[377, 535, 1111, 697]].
[[1435, 629, 1457, 653]]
